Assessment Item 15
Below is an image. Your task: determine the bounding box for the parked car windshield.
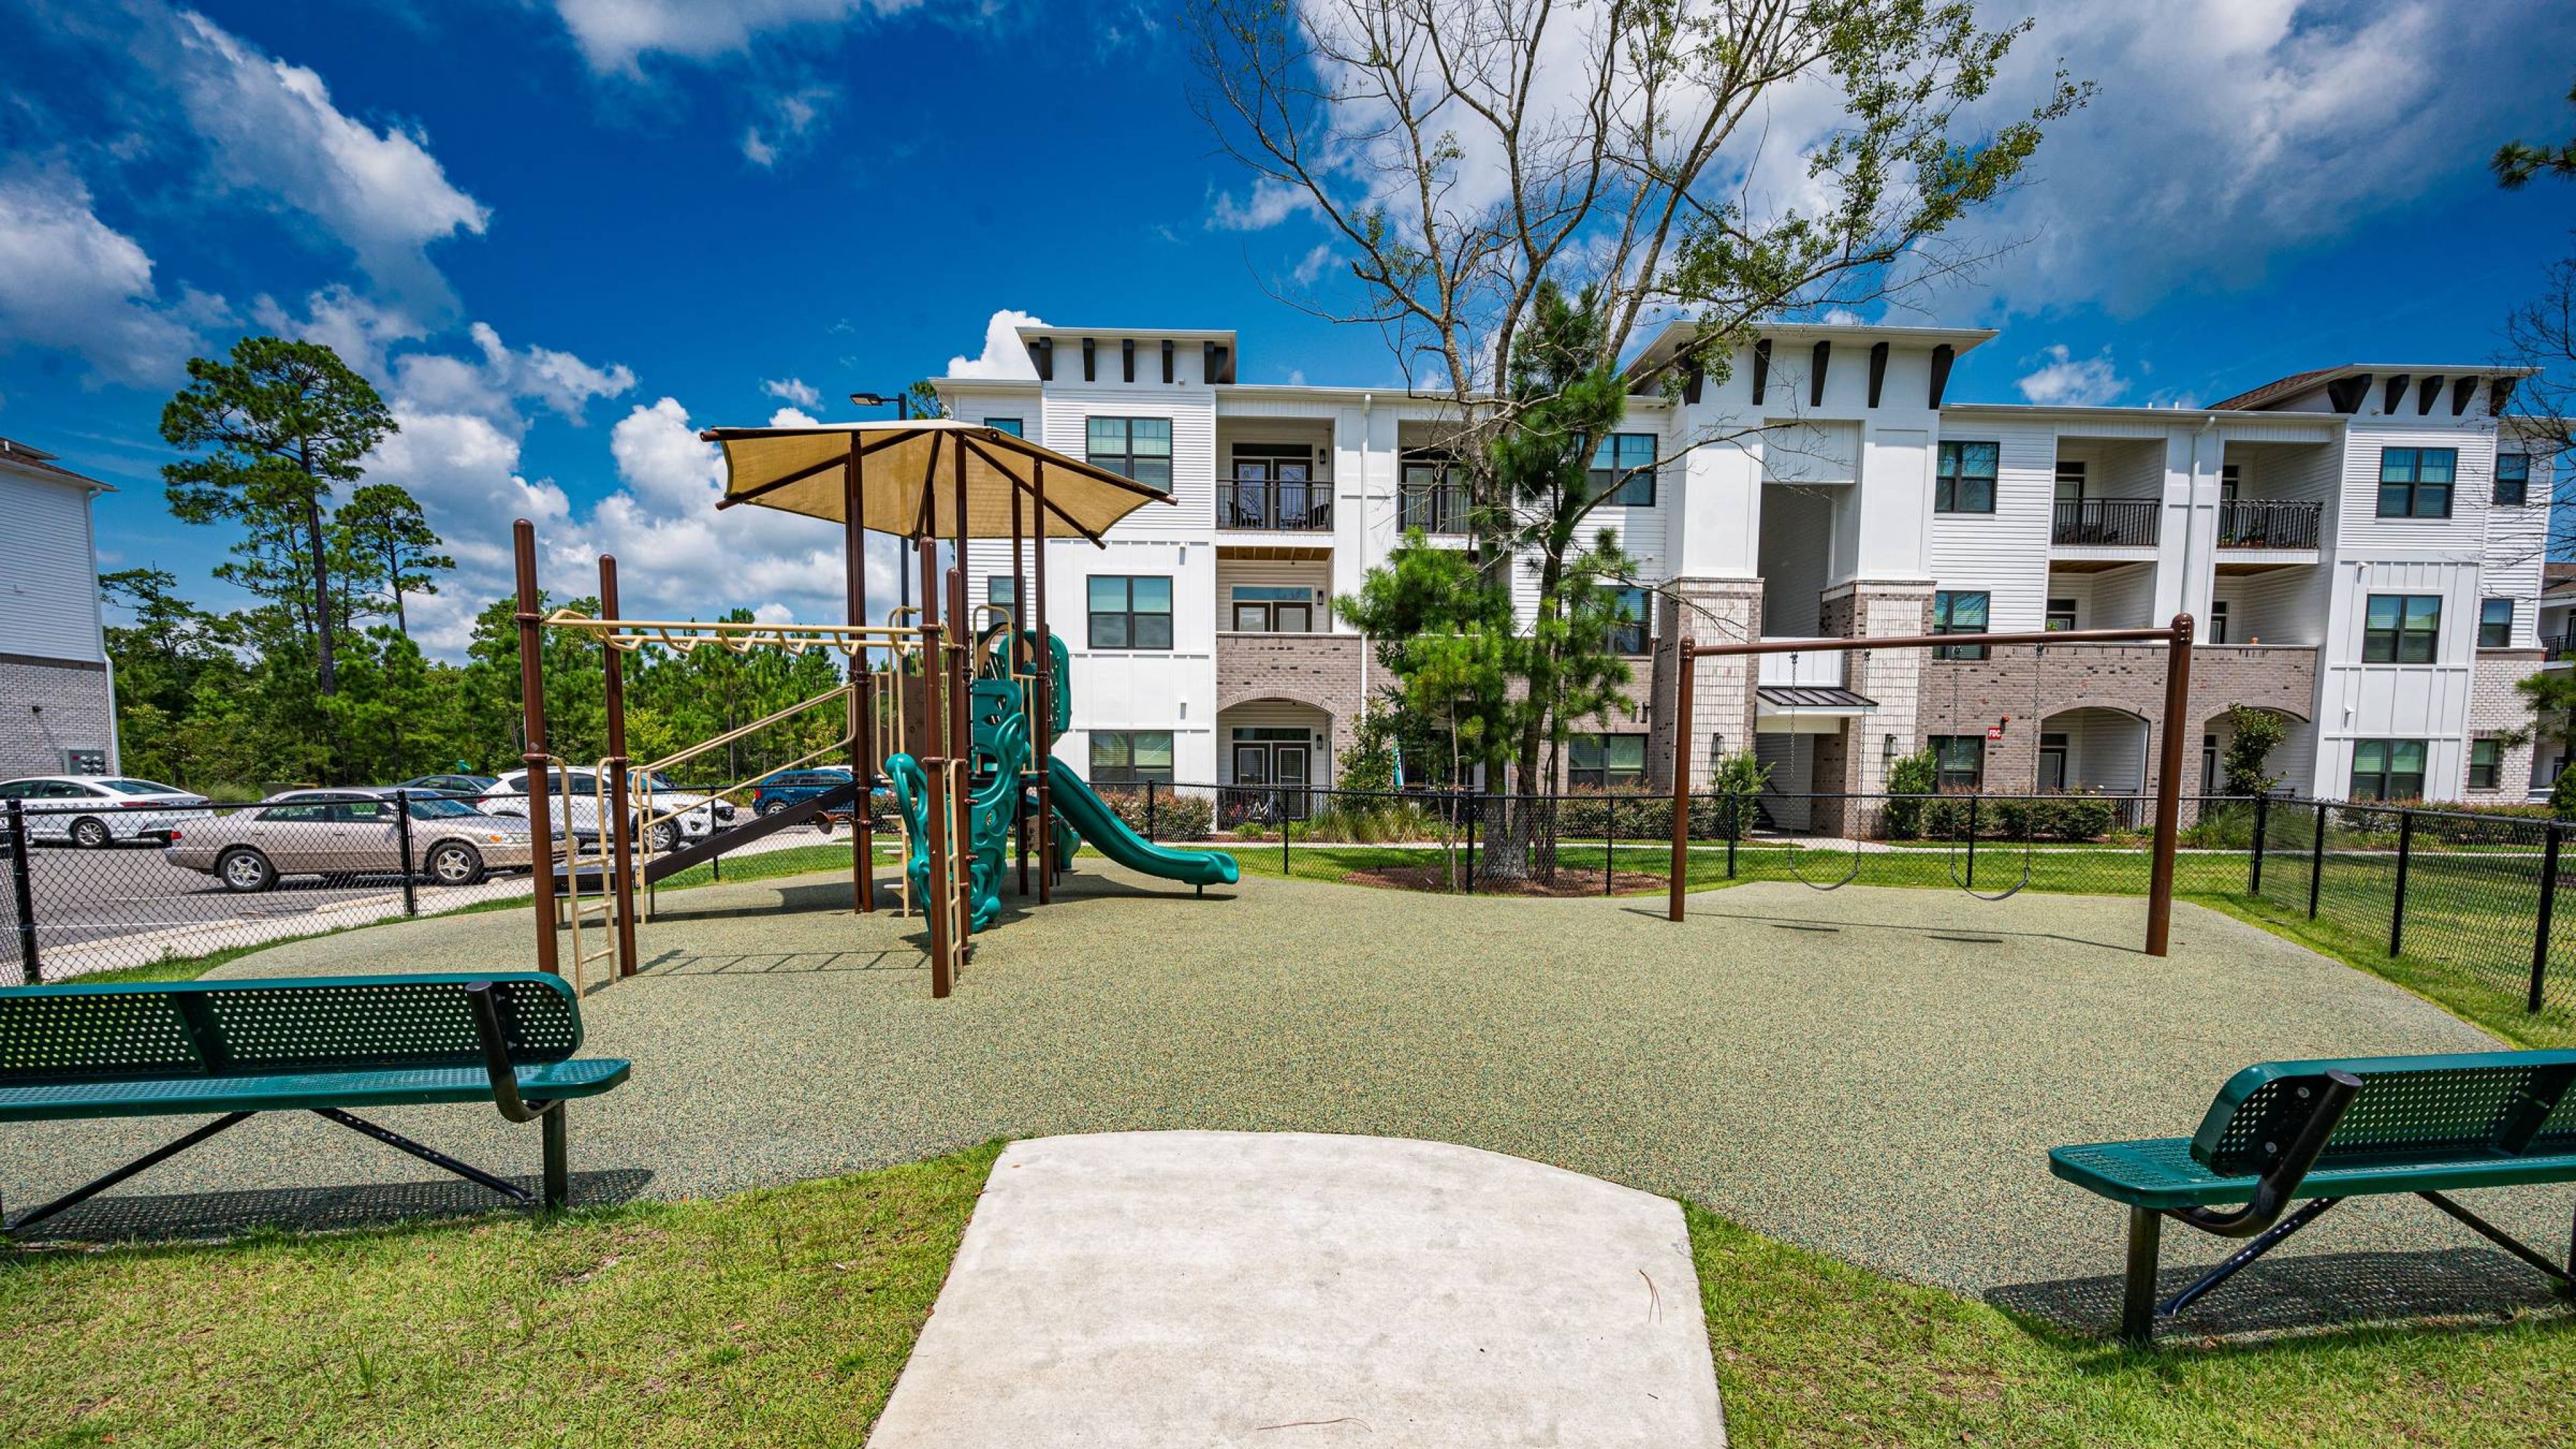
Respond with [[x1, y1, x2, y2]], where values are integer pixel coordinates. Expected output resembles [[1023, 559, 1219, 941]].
[[405, 797, 484, 819], [99, 779, 183, 794]]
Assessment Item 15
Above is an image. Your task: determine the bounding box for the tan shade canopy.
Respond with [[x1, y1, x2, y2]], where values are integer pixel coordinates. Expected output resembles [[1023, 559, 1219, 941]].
[[703, 419, 1171, 542]]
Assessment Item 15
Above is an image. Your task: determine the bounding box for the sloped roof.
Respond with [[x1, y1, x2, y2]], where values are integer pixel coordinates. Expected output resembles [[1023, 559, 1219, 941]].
[[0, 437, 113, 491]]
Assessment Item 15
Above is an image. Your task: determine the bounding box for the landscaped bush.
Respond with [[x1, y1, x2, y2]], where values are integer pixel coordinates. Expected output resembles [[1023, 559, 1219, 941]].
[[1100, 787, 1214, 841], [1295, 798, 1446, 843], [1880, 749, 1939, 840], [1921, 790, 2118, 843]]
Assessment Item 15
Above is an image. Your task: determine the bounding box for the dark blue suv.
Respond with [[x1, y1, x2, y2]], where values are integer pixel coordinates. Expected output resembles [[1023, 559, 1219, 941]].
[[752, 768, 857, 820]]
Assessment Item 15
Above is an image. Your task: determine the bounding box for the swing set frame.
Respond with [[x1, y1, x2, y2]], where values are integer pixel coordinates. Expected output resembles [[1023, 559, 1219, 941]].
[[1665, 612, 2197, 957]]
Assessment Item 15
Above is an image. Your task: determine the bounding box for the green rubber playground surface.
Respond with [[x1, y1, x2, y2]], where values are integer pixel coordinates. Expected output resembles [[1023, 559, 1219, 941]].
[[7, 859, 2563, 1317]]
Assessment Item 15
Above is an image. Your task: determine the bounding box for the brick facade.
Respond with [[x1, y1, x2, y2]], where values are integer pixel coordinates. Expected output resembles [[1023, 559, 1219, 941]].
[[2468, 650, 2543, 798], [0, 653, 116, 779], [1216, 632, 1366, 763], [1928, 643, 2318, 797], [1811, 584, 1935, 835], [1650, 579, 1764, 789]]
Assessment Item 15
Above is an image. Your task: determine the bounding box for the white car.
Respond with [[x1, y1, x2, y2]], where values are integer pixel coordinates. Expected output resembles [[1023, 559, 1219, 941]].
[[0, 775, 208, 848], [481, 767, 735, 854]]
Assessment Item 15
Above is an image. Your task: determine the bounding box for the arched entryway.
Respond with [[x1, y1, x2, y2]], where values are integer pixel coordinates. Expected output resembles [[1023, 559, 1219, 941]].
[[1216, 698, 1334, 825]]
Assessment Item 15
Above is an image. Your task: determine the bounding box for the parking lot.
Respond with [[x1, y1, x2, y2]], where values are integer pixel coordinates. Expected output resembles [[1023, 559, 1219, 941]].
[[1, 824, 843, 983]]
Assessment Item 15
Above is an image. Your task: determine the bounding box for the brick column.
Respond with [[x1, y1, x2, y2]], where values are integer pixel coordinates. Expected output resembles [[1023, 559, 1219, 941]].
[[1814, 583, 1935, 833], [1650, 579, 1763, 790]]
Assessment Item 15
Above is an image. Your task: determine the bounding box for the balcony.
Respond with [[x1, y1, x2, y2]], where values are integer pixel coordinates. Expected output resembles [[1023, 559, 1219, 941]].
[[1397, 480, 1472, 535], [2051, 498, 2161, 547], [1221, 480, 1332, 532], [2215, 499, 2322, 551]]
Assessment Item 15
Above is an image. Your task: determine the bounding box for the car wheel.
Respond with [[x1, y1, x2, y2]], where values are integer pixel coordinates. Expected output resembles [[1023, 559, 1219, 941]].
[[757, 798, 784, 818], [648, 820, 681, 854], [217, 847, 276, 893], [426, 841, 486, 887], [70, 816, 113, 849]]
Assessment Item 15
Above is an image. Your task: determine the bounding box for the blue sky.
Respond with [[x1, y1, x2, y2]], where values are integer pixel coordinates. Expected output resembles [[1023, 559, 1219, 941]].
[[3, 0, 2574, 655]]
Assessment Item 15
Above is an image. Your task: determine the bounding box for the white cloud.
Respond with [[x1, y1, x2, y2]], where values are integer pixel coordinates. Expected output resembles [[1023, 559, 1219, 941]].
[[2015, 345, 2129, 407], [1208, 178, 1316, 232], [742, 85, 837, 168], [249, 286, 423, 378], [0, 164, 218, 386], [767, 405, 822, 427], [158, 9, 489, 309], [1291, 244, 1335, 286], [372, 392, 900, 657], [1963, 0, 2575, 315], [471, 323, 637, 421], [763, 376, 822, 408], [550, 0, 925, 72], [944, 309, 1044, 379], [740, 129, 778, 167]]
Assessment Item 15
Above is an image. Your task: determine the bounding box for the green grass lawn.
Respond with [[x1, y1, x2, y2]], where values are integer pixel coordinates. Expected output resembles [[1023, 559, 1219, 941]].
[[5, 1142, 2565, 1448]]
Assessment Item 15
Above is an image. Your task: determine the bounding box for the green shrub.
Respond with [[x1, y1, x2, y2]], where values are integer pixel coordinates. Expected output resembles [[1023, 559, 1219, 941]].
[[1881, 749, 1939, 839], [1099, 787, 1214, 841], [1296, 798, 1445, 843], [1921, 790, 2118, 843]]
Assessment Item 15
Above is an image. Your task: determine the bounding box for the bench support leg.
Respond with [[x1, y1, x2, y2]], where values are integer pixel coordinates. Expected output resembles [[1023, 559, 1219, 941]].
[[2121, 1207, 2161, 1346], [2418, 1191, 2572, 1287], [2159, 1195, 2341, 1325], [4, 1112, 255, 1236], [541, 1108, 569, 1214], [313, 1108, 533, 1206]]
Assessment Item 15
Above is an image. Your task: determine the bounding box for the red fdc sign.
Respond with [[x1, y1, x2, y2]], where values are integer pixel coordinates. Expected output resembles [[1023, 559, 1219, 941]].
[[1986, 724, 2004, 741]]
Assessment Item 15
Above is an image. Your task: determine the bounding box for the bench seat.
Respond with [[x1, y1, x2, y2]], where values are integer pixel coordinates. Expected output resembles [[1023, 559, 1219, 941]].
[[2052, 1136, 2576, 1211], [0, 1059, 630, 1122]]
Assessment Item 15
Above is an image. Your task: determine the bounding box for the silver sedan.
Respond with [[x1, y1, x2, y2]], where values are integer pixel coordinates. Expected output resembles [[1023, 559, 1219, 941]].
[[163, 790, 536, 892]]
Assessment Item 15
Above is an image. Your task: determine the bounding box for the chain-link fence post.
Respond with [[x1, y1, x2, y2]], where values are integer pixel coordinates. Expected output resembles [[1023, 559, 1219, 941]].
[[1146, 780, 1159, 844], [1725, 791, 1738, 879], [1605, 793, 1619, 897], [395, 790, 418, 917], [2533, 821, 2561, 1015], [2249, 792, 2269, 896], [1464, 790, 1479, 895], [2389, 809, 2414, 957], [7, 798, 37, 984], [1279, 786, 1290, 877], [2308, 800, 2326, 920]]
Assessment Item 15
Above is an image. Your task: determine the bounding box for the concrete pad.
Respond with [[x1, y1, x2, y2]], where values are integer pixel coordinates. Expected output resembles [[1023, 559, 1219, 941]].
[[867, 1132, 1725, 1448]]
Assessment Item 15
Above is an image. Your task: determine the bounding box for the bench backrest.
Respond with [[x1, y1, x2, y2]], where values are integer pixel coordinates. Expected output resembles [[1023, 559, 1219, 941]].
[[0, 974, 582, 1085], [2193, 1049, 2576, 1177]]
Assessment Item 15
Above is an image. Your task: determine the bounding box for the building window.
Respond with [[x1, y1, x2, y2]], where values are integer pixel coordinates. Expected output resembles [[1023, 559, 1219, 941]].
[[2479, 598, 2514, 649], [1091, 731, 1174, 784], [1398, 458, 1470, 534], [1932, 590, 1990, 659], [2202, 734, 2219, 794], [2348, 739, 2426, 801], [2208, 600, 2229, 645], [1087, 576, 1174, 649], [1607, 586, 1650, 655], [1569, 733, 1648, 790], [1085, 417, 1173, 490], [1936, 441, 1999, 513], [2045, 598, 2077, 631], [2376, 447, 2455, 519], [985, 417, 1024, 438], [987, 576, 1016, 611], [1230, 585, 1313, 633], [1587, 433, 1658, 506], [2361, 594, 2440, 663], [1927, 735, 1986, 790], [2038, 733, 2068, 791], [2469, 737, 2504, 790], [2495, 452, 2530, 505]]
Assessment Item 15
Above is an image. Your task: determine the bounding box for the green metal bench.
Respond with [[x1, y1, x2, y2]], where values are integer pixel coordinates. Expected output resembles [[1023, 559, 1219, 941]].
[[1, 973, 630, 1235], [2051, 1049, 2576, 1343]]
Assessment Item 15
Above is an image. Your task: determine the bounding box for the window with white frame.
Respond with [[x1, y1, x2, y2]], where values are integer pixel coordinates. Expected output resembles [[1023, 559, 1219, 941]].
[[1569, 733, 1648, 789], [1088, 576, 1174, 649], [1936, 441, 1998, 513], [2376, 447, 2455, 519], [2361, 594, 2440, 663], [1086, 417, 1172, 490], [2495, 452, 2530, 505], [1090, 731, 1174, 784], [2479, 598, 2514, 649], [2349, 739, 2426, 801]]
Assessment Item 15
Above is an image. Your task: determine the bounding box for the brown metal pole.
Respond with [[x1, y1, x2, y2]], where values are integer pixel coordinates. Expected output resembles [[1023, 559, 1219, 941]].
[[599, 554, 639, 977], [949, 639, 973, 949], [1668, 638, 1696, 923], [1034, 459, 1055, 904], [924, 755, 953, 998], [2145, 611, 2196, 957], [1013, 483, 1029, 896], [513, 520, 559, 977], [845, 439, 874, 913], [951, 435, 973, 767]]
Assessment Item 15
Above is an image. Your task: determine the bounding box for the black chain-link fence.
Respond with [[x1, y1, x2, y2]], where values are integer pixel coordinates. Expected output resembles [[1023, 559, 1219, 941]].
[[9, 781, 2568, 1044]]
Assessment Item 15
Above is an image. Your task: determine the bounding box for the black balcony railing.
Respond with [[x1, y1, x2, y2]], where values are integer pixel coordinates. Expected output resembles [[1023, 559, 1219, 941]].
[[2051, 498, 2161, 547], [2216, 498, 2323, 549], [1397, 481, 1472, 535], [2543, 633, 2576, 661], [1221, 481, 1332, 531]]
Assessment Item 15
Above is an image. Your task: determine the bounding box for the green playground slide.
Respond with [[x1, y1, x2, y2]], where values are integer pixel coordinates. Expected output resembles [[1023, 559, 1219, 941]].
[[1046, 759, 1240, 888]]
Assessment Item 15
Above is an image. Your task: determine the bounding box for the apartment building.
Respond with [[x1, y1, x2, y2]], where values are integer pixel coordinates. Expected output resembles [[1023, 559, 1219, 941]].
[[936, 321, 2557, 816], [0, 437, 119, 778]]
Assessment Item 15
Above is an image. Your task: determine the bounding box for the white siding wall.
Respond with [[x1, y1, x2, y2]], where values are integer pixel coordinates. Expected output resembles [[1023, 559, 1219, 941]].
[[2233, 564, 2330, 646], [1929, 417, 2053, 631], [2314, 558, 2484, 800], [0, 470, 107, 663], [2092, 561, 2158, 629]]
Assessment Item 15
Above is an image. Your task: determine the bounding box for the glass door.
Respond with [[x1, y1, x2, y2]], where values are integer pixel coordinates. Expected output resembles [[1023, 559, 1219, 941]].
[[1225, 744, 1270, 827], [1275, 745, 1311, 820]]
